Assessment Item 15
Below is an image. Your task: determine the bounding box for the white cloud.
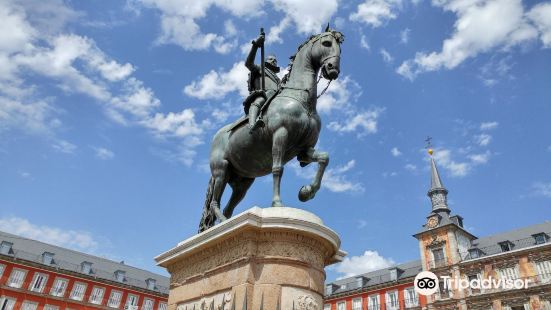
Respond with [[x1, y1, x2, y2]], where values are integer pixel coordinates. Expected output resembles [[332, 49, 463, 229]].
[[391, 147, 402, 157], [327, 107, 384, 136], [140, 0, 338, 51], [405, 163, 417, 171], [400, 28, 411, 44], [432, 147, 492, 177], [357, 219, 368, 229], [397, 0, 544, 80], [317, 76, 361, 114], [480, 121, 499, 130], [94, 147, 114, 160], [468, 151, 491, 164], [335, 250, 395, 278], [52, 140, 77, 154], [183, 61, 249, 100], [0, 216, 99, 253], [533, 182, 551, 198], [350, 0, 402, 28], [0, 0, 208, 165], [474, 133, 492, 146], [527, 3, 551, 48], [291, 160, 364, 193], [380, 48, 394, 63], [360, 34, 371, 50]]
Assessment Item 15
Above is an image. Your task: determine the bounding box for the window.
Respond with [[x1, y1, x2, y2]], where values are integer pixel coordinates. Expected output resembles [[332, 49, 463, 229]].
[[126, 294, 139, 307], [81, 262, 92, 274], [69, 282, 87, 301], [21, 301, 38, 310], [50, 278, 69, 297], [44, 305, 59, 310], [336, 302, 345, 310], [534, 233, 549, 245], [386, 291, 399, 310], [324, 305, 331, 310], [499, 266, 519, 281], [29, 272, 48, 293], [0, 297, 16, 310], [89, 286, 105, 305], [7, 268, 27, 288], [146, 278, 156, 290], [143, 298, 155, 310], [325, 285, 333, 295], [108, 290, 123, 308], [405, 287, 418, 307], [352, 298, 362, 310], [0, 264, 5, 278], [390, 268, 399, 281], [115, 270, 126, 282], [439, 278, 450, 298], [536, 260, 551, 283], [467, 274, 481, 294], [368, 294, 380, 310], [432, 248, 446, 267], [469, 248, 482, 259], [499, 241, 513, 252], [0, 242, 13, 255], [42, 252, 54, 265], [158, 303, 167, 310]]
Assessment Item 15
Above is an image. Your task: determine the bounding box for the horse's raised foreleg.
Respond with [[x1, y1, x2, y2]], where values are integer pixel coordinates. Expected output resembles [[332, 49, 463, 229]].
[[223, 177, 255, 218], [271, 128, 288, 207], [297, 147, 329, 202], [211, 159, 229, 222]]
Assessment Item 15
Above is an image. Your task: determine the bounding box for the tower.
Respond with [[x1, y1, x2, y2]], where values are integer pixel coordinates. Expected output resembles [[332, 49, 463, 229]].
[[414, 149, 476, 308]]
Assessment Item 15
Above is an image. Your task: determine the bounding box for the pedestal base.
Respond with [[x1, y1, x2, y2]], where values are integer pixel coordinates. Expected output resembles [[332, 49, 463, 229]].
[[155, 207, 346, 310]]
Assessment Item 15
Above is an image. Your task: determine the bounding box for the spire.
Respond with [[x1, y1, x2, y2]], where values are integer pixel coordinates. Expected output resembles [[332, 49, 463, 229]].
[[427, 148, 450, 213]]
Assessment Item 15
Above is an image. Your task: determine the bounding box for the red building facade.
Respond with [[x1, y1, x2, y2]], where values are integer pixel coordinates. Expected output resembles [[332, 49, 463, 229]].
[[324, 260, 427, 310], [0, 231, 168, 310]]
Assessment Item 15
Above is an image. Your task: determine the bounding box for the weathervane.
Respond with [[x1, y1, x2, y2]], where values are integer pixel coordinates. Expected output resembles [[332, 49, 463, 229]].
[[425, 136, 433, 155]]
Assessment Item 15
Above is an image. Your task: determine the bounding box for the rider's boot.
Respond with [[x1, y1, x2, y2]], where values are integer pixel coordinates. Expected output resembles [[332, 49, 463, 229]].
[[248, 104, 264, 133]]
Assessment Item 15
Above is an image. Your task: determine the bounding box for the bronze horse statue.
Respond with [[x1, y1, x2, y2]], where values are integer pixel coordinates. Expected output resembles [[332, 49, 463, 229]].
[[199, 28, 344, 232]]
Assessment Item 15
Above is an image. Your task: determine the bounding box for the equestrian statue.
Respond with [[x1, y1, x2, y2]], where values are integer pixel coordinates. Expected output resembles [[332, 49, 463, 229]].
[[199, 25, 344, 232]]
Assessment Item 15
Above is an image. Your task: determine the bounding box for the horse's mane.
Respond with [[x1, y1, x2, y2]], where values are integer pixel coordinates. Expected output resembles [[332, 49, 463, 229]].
[[281, 30, 344, 85]]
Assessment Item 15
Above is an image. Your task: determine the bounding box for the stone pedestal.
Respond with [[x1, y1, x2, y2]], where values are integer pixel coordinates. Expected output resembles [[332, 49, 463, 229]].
[[155, 207, 346, 310]]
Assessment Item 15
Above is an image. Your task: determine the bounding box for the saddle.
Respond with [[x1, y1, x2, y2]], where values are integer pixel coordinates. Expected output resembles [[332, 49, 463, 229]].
[[227, 89, 280, 132]]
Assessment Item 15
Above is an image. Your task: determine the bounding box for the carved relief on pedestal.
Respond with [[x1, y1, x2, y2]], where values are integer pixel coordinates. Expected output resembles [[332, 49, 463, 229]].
[[295, 295, 320, 310], [176, 291, 232, 310], [169, 230, 327, 285]]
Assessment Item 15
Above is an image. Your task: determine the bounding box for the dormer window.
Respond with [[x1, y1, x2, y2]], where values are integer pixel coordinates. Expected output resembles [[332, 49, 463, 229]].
[[42, 252, 54, 265], [355, 276, 367, 288], [533, 233, 549, 245], [114, 270, 125, 282], [389, 267, 402, 281], [0, 241, 13, 255], [146, 278, 156, 290], [499, 241, 514, 252], [81, 262, 92, 274], [468, 248, 483, 259]]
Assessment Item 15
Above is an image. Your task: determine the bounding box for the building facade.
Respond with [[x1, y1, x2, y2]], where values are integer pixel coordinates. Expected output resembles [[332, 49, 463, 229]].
[[0, 231, 169, 310], [325, 151, 551, 310]]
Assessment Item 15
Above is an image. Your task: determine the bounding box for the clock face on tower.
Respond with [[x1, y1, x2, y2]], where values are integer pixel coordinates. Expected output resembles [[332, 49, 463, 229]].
[[427, 216, 439, 229]]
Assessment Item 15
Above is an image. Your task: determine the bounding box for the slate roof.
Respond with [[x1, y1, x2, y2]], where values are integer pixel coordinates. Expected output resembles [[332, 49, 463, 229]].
[[0, 230, 169, 295], [464, 221, 551, 260], [325, 260, 422, 297]]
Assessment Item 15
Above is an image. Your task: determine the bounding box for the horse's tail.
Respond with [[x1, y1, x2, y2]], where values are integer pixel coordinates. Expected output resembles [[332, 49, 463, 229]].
[[198, 176, 215, 233]]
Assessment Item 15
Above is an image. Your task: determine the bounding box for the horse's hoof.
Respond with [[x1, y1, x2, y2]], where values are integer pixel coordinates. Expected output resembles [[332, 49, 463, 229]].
[[298, 185, 315, 202]]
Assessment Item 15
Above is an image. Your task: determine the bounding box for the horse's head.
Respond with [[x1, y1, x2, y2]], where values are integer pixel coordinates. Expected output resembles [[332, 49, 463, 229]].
[[311, 28, 344, 80]]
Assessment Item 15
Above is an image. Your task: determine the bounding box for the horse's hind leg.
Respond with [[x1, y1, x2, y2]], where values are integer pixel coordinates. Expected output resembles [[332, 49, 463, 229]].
[[223, 176, 255, 218], [211, 159, 230, 222], [297, 147, 329, 202]]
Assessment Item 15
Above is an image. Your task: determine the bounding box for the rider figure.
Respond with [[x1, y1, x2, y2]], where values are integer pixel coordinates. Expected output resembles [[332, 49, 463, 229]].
[[244, 33, 280, 132]]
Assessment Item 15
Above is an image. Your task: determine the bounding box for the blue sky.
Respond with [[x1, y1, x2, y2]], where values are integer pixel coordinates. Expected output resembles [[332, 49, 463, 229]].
[[0, 0, 550, 282]]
